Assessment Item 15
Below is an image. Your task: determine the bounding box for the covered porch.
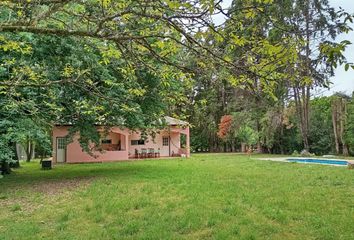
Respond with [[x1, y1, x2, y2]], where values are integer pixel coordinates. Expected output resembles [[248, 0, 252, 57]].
[[169, 125, 190, 157], [128, 117, 190, 159]]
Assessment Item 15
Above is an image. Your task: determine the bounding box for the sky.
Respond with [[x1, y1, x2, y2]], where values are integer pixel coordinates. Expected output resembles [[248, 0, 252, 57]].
[[213, 0, 354, 96], [325, 0, 354, 96]]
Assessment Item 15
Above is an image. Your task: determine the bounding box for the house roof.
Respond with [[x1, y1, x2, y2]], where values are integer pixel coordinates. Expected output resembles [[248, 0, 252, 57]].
[[164, 116, 189, 126], [55, 116, 188, 127]]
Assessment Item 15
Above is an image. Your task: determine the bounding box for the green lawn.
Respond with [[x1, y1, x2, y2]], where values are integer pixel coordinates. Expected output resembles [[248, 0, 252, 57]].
[[1, 154, 354, 240]]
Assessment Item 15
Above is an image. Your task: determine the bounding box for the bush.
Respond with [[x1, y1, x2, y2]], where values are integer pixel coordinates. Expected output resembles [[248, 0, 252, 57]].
[[0, 138, 15, 175], [300, 149, 315, 157], [292, 150, 299, 156]]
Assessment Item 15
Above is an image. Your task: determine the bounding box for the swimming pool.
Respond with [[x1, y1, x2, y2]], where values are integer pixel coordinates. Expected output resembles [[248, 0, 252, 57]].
[[287, 158, 348, 166]]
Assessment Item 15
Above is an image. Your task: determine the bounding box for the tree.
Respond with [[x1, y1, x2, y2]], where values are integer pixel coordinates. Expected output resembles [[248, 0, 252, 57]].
[[237, 126, 258, 151], [217, 115, 233, 140], [308, 96, 333, 155], [259, 107, 284, 153], [6, 119, 50, 162], [0, 135, 15, 174], [344, 94, 354, 155], [0, 120, 16, 174], [1, 0, 354, 166], [284, 0, 352, 150], [331, 93, 350, 155]]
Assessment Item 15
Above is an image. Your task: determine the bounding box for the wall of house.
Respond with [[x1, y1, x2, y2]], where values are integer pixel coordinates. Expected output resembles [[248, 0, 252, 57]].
[[120, 134, 126, 150], [52, 126, 129, 163], [66, 135, 129, 163], [52, 125, 189, 163]]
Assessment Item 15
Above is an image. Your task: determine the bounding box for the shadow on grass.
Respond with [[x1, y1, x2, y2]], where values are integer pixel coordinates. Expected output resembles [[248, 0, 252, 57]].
[[1, 159, 186, 193]]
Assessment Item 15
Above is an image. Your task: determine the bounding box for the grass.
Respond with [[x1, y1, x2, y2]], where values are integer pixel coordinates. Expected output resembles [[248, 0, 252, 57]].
[[1, 153, 354, 240]]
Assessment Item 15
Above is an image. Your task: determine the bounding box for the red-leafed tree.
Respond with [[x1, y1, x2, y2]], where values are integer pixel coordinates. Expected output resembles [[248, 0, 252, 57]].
[[217, 115, 233, 139]]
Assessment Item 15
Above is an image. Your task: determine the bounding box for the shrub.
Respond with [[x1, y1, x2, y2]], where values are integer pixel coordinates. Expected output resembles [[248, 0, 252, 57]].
[[300, 149, 315, 157], [292, 150, 299, 156], [0, 138, 15, 175]]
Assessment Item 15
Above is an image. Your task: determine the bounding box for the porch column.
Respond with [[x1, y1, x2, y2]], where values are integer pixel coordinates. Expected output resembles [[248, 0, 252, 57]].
[[186, 126, 190, 157], [52, 131, 56, 163], [125, 133, 129, 158]]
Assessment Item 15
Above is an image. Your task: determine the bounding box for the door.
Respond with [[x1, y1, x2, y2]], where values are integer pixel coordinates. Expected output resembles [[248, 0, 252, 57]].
[[56, 137, 66, 163], [161, 136, 170, 156]]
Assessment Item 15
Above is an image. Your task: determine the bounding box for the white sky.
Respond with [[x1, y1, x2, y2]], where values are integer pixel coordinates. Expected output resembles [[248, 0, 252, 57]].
[[325, 0, 354, 96], [213, 0, 354, 96]]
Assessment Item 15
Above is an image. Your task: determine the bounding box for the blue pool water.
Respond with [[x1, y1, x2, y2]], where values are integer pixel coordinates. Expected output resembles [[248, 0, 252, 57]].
[[287, 158, 348, 166]]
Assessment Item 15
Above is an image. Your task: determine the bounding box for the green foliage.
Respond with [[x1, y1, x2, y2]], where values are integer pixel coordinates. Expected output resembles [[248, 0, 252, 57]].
[[0, 137, 14, 166], [0, 0, 353, 158], [7, 119, 47, 149], [292, 150, 299, 156], [1, 0, 202, 156], [0, 33, 188, 154], [237, 126, 258, 146], [186, 0, 353, 154], [190, 133, 209, 152], [259, 108, 283, 150], [0, 118, 50, 164], [308, 97, 334, 155], [345, 97, 354, 154], [0, 120, 16, 169]]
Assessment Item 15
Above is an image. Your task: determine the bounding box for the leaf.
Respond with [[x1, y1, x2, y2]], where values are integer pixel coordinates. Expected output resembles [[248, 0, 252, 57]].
[[345, 63, 349, 71], [101, 0, 111, 8]]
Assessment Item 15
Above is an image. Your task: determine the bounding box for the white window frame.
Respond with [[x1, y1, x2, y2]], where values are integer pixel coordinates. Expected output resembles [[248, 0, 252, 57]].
[[162, 137, 169, 146]]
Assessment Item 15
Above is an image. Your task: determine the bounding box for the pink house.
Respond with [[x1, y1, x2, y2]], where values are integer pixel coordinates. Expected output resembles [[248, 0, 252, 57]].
[[52, 117, 190, 163]]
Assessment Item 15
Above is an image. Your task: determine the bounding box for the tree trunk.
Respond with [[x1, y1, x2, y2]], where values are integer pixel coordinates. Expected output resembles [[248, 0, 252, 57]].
[[343, 144, 349, 156], [24, 139, 33, 162], [294, 86, 310, 151], [256, 141, 262, 153], [241, 143, 246, 152], [11, 142, 20, 168], [340, 98, 349, 156], [256, 120, 262, 153], [332, 102, 340, 154], [332, 96, 349, 155], [297, 0, 311, 151], [231, 140, 235, 152]]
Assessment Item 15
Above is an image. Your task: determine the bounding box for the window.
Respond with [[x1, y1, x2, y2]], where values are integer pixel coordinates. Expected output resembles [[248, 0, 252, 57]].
[[101, 139, 112, 144], [131, 140, 145, 145], [162, 137, 169, 146], [57, 138, 67, 149]]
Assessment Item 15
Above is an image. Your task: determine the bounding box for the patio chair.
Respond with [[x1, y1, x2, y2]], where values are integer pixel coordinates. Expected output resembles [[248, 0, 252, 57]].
[[154, 148, 160, 158], [148, 148, 154, 158], [134, 149, 139, 159], [141, 148, 147, 158]]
